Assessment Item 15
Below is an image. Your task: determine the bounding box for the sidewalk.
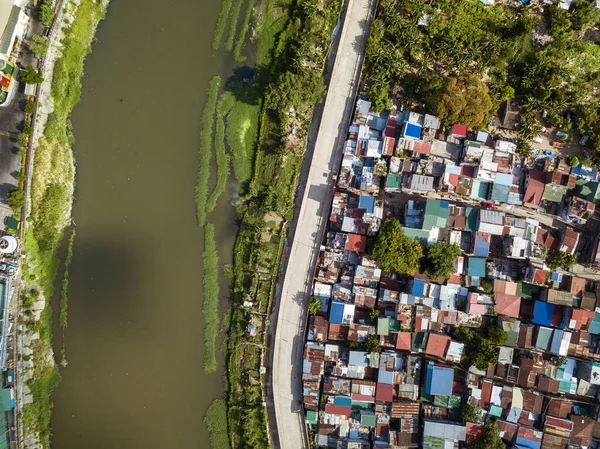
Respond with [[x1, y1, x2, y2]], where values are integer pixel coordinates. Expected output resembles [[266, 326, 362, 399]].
[[271, 0, 376, 447]]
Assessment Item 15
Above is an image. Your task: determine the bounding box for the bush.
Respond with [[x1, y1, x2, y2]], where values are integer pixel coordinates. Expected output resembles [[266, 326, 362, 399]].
[[28, 34, 49, 57], [6, 188, 25, 210], [16, 133, 29, 147], [365, 335, 381, 353], [371, 218, 423, 275], [39, 1, 54, 26], [25, 99, 36, 114], [19, 65, 44, 84], [567, 155, 580, 167], [307, 296, 321, 315], [461, 403, 482, 423]]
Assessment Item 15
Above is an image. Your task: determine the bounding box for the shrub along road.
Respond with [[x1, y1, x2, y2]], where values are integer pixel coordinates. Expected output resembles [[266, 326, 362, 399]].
[[271, 0, 376, 447]]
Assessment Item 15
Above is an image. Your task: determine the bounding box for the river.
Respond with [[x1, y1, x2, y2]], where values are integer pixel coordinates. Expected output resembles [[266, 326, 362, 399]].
[[49, 1, 237, 447]]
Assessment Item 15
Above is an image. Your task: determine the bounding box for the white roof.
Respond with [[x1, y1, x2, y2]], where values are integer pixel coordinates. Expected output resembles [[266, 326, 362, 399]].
[[423, 421, 466, 441]]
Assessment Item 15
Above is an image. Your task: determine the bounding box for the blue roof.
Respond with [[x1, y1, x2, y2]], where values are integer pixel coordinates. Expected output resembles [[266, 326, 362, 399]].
[[334, 396, 352, 407], [473, 234, 490, 257], [550, 272, 562, 282], [330, 302, 345, 324], [515, 437, 541, 449], [426, 363, 454, 395], [412, 279, 426, 297], [468, 258, 486, 277], [572, 164, 597, 179], [359, 196, 375, 214], [403, 122, 422, 139], [533, 300, 554, 327]]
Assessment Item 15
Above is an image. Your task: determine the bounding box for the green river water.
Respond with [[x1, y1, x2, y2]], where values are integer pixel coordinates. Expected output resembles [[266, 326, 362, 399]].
[[50, 1, 237, 447]]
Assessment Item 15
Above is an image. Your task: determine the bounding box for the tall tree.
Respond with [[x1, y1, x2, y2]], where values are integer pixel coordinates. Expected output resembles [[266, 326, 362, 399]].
[[371, 218, 423, 275], [425, 242, 462, 280]]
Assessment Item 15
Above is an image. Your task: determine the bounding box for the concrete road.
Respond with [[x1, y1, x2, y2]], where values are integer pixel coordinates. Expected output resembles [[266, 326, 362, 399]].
[[271, 0, 375, 447]]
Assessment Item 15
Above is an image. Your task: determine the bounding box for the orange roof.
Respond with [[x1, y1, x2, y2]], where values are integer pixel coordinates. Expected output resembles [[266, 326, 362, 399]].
[[396, 332, 412, 351], [495, 293, 522, 318], [570, 309, 595, 330], [494, 279, 518, 295], [533, 269, 548, 285], [448, 173, 459, 187], [345, 233, 367, 253], [325, 404, 351, 416], [425, 333, 450, 358], [413, 141, 432, 154]]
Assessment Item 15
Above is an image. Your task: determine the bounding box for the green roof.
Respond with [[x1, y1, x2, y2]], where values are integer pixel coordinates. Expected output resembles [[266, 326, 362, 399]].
[[378, 317, 389, 336], [351, 401, 372, 410], [433, 394, 462, 409], [361, 412, 377, 427], [306, 410, 317, 425], [543, 184, 567, 203], [535, 327, 553, 351], [423, 436, 445, 449], [0, 389, 11, 412], [575, 178, 600, 203], [559, 380, 577, 394], [422, 200, 449, 230], [403, 228, 430, 247], [0, 411, 6, 449], [517, 282, 541, 300], [465, 207, 478, 232], [385, 174, 401, 189]]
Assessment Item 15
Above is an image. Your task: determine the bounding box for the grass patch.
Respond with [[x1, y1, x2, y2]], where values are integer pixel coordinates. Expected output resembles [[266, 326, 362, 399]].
[[212, 0, 234, 50], [207, 95, 233, 213], [205, 399, 231, 449], [22, 365, 61, 447], [196, 76, 221, 227], [224, 0, 244, 52], [233, 0, 256, 62], [203, 223, 220, 373]]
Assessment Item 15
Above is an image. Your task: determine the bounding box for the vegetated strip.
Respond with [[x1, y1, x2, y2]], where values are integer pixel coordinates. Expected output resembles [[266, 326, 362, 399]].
[[203, 223, 220, 373], [59, 228, 75, 331], [224, 0, 244, 52], [21, 0, 109, 445], [206, 95, 233, 214], [212, 0, 233, 50], [205, 399, 231, 449], [196, 76, 221, 227], [222, 0, 341, 446], [232, 0, 256, 62]]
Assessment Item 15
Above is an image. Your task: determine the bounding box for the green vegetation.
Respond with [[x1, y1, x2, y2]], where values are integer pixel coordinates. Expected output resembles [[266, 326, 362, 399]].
[[461, 402, 482, 423], [27, 34, 49, 57], [59, 229, 75, 331], [213, 0, 233, 50], [19, 65, 44, 84], [22, 0, 108, 445], [196, 76, 221, 227], [545, 250, 576, 270], [308, 296, 321, 315], [425, 242, 461, 280], [487, 325, 508, 346], [39, 0, 55, 26], [207, 95, 233, 213], [365, 0, 600, 141], [371, 218, 423, 275], [6, 188, 25, 210], [467, 421, 507, 449], [205, 400, 231, 449], [454, 327, 499, 370], [365, 335, 382, 353], [203, 223, 220, 373], [25, 99, 36, 114], [225, 0, 244, 52], [221, 0, 341, 446], [233, 0, 256, 62], [568, 156, 580, 167]]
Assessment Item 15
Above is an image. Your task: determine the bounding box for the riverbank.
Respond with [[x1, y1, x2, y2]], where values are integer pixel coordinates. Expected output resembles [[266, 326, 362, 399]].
[[18, 0, 109, 446], [200, 0, 343, 447]]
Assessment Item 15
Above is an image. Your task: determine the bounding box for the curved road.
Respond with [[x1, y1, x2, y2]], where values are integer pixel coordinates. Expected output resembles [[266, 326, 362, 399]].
[[271, 0, 376, 447]]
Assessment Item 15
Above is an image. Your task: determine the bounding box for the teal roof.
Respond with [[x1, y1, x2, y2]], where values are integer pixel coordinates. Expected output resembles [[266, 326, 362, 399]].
[[468, 257, 486, 277], [490, 405, 503, 417], [517, 282, 542, 300], [470, 180, 490, 200], [589, 313, 600, 335], [389, 319, 400, 331], [491, 184, 510, 203], [306, 410, 317, 425], [0, 389, 11, 412], [575, 178, 600, 203], [386, 174, 401, 189], [422, 200, 449, 230]]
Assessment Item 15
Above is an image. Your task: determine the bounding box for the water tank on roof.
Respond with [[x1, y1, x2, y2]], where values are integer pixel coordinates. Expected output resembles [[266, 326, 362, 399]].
[[0, 235, 18, 254]]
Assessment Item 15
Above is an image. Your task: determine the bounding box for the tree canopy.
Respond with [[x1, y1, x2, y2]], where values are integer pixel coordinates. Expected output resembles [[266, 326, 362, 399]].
[[425, 242, 462, 280], [308, 296, 322, 315], [266, 68, 326, 120], [545, 250, 576, 270], [487, 326, 508, 346], [19, 65, 43, 84], [461, 403, 482, 424], [371, 218, 423, 275], [467, 421, 507, 449]]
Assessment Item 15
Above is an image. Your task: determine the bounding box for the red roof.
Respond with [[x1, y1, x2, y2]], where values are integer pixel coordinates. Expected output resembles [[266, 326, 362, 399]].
[[396, 332, 412, 351], [351, 393, 375, 403], [450, 124, 468, 137], [0, 76, 10, 88], [448, 274, 461, 285], [413, 141, 432, 154], [570, 309, 595, 330], [383, 137, 395, 156], [345, 233, 367, 253], [385, 116, 397, 138], [466, 423, 485, 440], [375, 383, 393, 403], [481, 380, 493, 409], [523, 170, 546, 206], [325, 404, 351, 416], [495, 293, 522, 318], [448, 173, 459, 187], [533, 269, 548, 285], [425, 333, 450, 358], [545, 416, 574, 431]]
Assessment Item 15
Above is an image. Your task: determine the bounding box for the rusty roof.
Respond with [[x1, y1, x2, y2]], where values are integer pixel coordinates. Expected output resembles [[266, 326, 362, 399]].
[[391, 402, 420, 418], [571, 416, 594, 447], [547, 399, 571, 418], [425, 333, 450, 358]]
